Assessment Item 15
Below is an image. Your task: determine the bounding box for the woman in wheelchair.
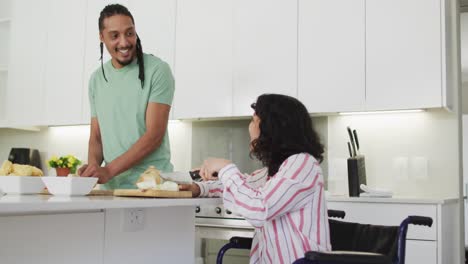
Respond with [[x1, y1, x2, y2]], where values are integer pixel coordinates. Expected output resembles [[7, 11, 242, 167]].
[[180, 93, 331, 264]]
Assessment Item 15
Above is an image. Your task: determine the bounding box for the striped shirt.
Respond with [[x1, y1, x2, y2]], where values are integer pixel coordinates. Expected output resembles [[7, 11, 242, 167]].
[[195, 153, 331, 264]]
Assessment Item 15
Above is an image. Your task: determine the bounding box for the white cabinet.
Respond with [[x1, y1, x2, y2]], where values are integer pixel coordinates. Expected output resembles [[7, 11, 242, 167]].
[[365, 0, 445, 111], [127, 0, 176, 120], [232, 0, 297, 116], [174, 0, 233, 119], [127, 0, 176, 70], [81, 0, 175, 124], [298, 0, 365, 113], [327, 198, 459, 264], [81, 0, 129, 125], [0, 212, 104, 263], [0, 0, 11, 126], [44, 0, 87, 126], [174, 0, 297, 118], [6, 0, 48, 126]]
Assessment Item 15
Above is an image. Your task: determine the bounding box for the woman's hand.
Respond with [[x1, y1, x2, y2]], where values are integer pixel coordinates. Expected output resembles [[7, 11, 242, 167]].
[[199, 158, 232, 181], [179, 183, 201, 198]]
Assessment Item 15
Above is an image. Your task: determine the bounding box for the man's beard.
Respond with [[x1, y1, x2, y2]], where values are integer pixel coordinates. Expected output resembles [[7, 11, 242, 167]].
[[116, 58, 133, 66]]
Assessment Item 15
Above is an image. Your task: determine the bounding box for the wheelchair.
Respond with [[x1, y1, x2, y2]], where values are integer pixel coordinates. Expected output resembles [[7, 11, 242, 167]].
[[293, 215, 433, 264], [217, 210, 432, 264], [216, 209, 346, 264]]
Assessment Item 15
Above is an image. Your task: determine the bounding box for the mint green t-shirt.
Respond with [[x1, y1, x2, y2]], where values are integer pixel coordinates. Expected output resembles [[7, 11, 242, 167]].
[[88, 53, 174, 189]]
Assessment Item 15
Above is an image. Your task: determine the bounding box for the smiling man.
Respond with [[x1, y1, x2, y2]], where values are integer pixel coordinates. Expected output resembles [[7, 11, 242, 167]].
[[78, 4, 175, 189]]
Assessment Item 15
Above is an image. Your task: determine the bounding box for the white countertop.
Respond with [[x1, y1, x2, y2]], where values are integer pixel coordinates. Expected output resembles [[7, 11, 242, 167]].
[[327, 195, 459, 204], [0, 194, 223, 214]]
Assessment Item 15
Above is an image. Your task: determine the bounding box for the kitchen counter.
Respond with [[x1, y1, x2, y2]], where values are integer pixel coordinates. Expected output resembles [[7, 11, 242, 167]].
[[0, 194, 223, 214], [0, 195, 222, 264], [326, 195, 459, 205]]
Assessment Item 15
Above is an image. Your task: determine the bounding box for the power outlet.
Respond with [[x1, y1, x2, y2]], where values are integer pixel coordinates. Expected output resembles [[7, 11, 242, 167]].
[[393, 156, 409, 180], [121, 209, 145, 232]]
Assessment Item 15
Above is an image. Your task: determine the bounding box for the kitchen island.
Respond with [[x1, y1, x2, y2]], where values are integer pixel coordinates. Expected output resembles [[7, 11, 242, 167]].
[[0, 194, 222, 264]]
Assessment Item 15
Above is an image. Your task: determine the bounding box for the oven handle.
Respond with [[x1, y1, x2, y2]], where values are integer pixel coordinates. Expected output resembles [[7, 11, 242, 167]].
[[195, 223, 255, 230]]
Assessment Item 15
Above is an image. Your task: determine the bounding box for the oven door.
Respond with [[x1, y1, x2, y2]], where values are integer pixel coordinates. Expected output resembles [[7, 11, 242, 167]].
[[195, 220, 254, 264]]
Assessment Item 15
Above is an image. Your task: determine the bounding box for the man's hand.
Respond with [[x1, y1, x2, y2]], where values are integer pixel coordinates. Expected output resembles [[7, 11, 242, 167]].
[[78, 164, 113, 184], [179, 183, 201, 198]]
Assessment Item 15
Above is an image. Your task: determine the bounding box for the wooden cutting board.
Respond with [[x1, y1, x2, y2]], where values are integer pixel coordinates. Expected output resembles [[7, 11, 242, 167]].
[[113, 189, 192, 198]]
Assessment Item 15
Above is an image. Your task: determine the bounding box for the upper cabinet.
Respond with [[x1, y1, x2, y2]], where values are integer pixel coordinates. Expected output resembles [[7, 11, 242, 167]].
[[81, 0, 175, 124], [0, 0, 11, 126], [81, 0, 117, 125], [1, 0, 458, 126], [127, 0, 176, 120], [7, 0, 48, 126], [232, 0, 297, 116], [365, 0, 445, 111], [174, 0, 297, 119], [174, 0, 233, 119], [298, 0, 366, 113], [44, 0, 87, 126]]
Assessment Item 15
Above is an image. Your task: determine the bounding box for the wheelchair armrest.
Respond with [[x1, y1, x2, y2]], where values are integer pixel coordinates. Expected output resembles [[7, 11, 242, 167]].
[[305, 251, 392, 264], [229, 236, 252, 249], [407, 215, 433, 227]]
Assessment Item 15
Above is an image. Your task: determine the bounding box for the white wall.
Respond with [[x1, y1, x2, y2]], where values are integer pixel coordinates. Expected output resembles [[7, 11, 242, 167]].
[[327, 109, 459, 198]]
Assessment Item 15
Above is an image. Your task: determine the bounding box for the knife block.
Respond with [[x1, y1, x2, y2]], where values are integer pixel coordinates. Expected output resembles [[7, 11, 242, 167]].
[[347, 155, 367, 197]]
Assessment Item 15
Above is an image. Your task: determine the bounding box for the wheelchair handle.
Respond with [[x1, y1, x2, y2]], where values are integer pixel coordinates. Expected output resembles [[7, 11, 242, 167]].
[[408, 215, 433, 227], [328, 209, 346, 219]]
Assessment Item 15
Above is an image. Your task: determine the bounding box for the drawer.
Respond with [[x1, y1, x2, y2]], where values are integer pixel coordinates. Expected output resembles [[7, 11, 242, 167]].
[[406, 240, 437, 264], [327, 201, 437, 240]]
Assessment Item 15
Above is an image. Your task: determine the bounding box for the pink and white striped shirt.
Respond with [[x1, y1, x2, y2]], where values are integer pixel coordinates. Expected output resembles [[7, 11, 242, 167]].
[[196, 153, 331, 264]]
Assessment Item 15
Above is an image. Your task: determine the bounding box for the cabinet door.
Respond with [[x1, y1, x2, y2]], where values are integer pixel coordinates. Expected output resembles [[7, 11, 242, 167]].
[[406, 240, 437, 264], [0, 0, 11, 126], [232, 0, 297, 116], [174, 0, 233, 119], [6, 0, 48, 126], [81, 0, 129, 124], [127, 0, 176, 119], [128, 0, 175, 70], [44, 0, 87, 126], [298, 0, 365, 113], [0, 212, 104, 263], [365, 0, 442, 110]]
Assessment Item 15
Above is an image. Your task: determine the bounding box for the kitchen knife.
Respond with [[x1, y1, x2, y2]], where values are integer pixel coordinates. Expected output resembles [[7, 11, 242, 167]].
[[347, 126, 357, 157], [353, 129, 360, 155], [347, 142, 353, 158], [160, 171, 195, 184], [189, 170, 218, 182]]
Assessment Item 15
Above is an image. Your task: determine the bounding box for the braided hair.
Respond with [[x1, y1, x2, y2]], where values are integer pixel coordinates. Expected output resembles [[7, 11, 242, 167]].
[[98, 4, 145, 88]]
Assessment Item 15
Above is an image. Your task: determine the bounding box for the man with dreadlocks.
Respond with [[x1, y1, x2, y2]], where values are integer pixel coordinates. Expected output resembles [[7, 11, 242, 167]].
[[78, 4, 175, 189]]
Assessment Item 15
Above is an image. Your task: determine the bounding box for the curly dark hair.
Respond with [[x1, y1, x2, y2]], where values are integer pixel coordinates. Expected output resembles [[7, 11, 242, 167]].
[[250, 94, 324, 176]]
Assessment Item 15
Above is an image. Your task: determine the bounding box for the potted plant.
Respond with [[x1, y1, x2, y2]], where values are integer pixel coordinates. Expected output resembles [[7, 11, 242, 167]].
[[47, 155, 82, 176]]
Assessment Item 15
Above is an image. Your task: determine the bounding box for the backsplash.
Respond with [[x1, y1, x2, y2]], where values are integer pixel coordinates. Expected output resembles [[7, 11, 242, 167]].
[[0, 109, 459, 198], [190, 117, 328, 176], [326, 108, 459, 198]]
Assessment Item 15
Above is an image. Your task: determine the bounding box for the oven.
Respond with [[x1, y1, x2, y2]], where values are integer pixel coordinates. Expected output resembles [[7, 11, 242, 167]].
[[195, 203, 254, 264]]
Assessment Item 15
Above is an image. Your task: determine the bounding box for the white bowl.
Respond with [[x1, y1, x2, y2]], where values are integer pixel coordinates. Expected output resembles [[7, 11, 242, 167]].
[[0, 176, 45, 194], [41, 177, 98, 196]]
